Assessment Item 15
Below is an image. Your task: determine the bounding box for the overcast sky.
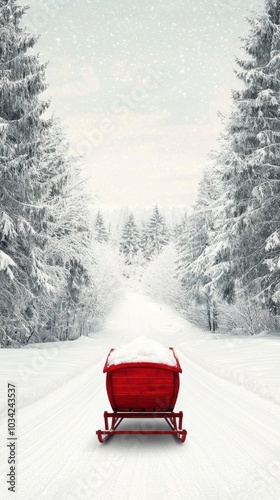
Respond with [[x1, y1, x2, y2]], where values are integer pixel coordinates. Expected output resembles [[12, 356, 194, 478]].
[[25, 0, 264, 208]]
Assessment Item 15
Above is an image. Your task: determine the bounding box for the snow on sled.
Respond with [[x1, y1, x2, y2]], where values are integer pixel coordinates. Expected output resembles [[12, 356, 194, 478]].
[[96, 337, 187, 443]]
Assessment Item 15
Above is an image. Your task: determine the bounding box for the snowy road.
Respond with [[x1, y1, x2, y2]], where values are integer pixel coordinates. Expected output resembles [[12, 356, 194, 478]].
[[1, 290, 280, 499]]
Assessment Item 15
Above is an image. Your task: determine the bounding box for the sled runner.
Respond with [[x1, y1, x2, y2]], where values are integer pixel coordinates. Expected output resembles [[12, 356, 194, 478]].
[[96, 347, 187, 443]]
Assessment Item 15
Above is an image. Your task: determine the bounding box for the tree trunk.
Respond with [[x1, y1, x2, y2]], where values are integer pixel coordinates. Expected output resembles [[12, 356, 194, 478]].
[[207, 298, 212, 331], [212, 300, 218, 332]]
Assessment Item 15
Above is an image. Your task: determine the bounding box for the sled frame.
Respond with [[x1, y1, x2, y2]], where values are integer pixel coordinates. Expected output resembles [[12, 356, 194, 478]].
[[96, 410, 187, 443]]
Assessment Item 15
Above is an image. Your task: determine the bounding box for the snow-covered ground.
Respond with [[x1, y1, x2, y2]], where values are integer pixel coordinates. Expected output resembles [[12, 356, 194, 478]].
[[0, 289, 280, 499]]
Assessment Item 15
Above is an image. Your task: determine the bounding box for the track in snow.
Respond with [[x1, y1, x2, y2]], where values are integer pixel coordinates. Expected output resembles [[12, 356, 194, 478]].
[[0, 290, 280, 500]]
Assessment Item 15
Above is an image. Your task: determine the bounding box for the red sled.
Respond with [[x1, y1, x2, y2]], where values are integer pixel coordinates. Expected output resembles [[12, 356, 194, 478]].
[[96, 347, 187, 443]]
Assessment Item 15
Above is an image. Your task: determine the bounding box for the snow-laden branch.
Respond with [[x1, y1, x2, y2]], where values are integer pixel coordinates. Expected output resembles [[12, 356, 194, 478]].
[[0, 250, 16, 279]]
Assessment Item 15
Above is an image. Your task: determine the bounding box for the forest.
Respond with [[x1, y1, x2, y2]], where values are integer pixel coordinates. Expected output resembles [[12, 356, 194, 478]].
[[1, 0, 280, 347]]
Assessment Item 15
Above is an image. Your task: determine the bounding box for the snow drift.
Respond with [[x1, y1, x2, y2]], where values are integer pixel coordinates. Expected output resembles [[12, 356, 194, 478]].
[[107, 336, 177, 366]]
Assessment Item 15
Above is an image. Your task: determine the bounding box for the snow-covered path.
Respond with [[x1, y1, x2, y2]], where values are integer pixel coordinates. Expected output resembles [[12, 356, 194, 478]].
[[1, 290, 280, 499]]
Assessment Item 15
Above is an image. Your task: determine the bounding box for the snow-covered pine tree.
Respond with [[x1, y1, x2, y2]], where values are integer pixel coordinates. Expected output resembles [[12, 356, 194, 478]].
[[38, 122, 94, 342], [139, 218, 149, 259], [94, 210, 108, 243], [214, 0, 280, 310], [0, 1, 94, 345], [0, 0, 52, 344], [142, 242, 182, 308], [176, 165, 225, 330], [119, 213, 141, 265], [172, 211, 188, 241], [144, 205, 169, 260]]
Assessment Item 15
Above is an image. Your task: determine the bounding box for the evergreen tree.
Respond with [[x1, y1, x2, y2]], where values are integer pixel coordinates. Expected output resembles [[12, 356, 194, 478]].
[[172, 213, 188, 241], [94, 211, 108, 243], [0, 1, 94, 345], [119, 213, 141, 265], [139, 218, 149, 258], [0, 0, 52, 343], [144, 205, 169, 260], [176, 166, 224, 331], [214, 0, 280, 308], [142, 242, 182, 308], [39, 122, 93, 343]]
